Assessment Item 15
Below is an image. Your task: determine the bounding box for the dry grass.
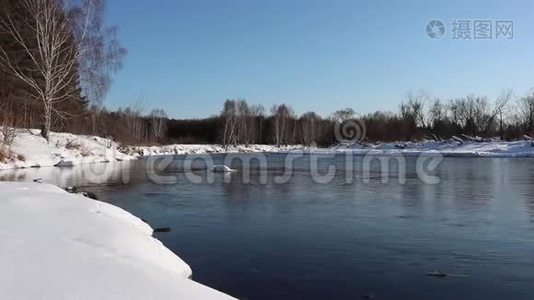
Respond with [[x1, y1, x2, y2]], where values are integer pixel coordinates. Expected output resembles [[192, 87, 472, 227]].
[[65, 139, 82, 150], [0, 146, 25, 163], [80, 147, 91, 157], [0, 147, 7, 163]]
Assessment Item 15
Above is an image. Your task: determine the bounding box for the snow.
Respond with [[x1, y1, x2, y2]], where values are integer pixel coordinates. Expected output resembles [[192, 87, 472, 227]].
[[0, 182, 235, 300], [2, 128, 534, 170], [0, 128, 301, 170], [122, 143, 302, 157], [316, 139, 534, 157], [0, 129, 134, 170]]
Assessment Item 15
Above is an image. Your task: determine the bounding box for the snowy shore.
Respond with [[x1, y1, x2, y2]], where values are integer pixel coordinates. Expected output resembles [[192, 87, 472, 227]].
[[2, 129, 534, 170], [0, 182, 235, 299], [0, 129, 301, 170], [320, 139, 534, 158]]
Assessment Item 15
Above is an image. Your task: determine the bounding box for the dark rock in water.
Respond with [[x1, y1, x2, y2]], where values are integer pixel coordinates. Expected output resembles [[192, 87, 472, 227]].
[[64, 186, 96, 199], [153, 227, 171, 233], [81, 191, 98, 200], [65, 186, 78, 193], [72, 191, 98, 200]]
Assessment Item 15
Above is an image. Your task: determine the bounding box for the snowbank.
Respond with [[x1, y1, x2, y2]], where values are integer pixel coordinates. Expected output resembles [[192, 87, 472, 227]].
[[0, 128, 302, 170], [0, 182, 235, 299], [2, 129, 534, 171], [317, 140, 534, 157], [122, 143, 302, 156], [0, 129, 135, 170]]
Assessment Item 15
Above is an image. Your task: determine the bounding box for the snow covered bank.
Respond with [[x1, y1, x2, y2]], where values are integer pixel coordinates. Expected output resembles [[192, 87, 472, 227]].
[[319, 140, 534, 157], [0, 128, 302, 170], [0, 182, 235, 299], [0, 129, 135, 170], [122, 143, 302, 156], [2, 129, 534, 171]]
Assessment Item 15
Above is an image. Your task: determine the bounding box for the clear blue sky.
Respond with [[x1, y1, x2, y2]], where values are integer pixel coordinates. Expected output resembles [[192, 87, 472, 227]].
[[104, 0, 534, 119]]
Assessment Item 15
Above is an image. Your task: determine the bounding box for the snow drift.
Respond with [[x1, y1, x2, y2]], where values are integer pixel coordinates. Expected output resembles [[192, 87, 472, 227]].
[[0, 182, 235, 299]]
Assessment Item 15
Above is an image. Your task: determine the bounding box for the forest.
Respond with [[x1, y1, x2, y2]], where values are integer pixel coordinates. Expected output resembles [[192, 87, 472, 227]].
[[2, 0, 534, 150]]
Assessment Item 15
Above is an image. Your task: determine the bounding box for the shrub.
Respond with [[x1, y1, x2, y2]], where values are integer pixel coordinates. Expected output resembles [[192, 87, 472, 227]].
[[65, 139, 81, 150]]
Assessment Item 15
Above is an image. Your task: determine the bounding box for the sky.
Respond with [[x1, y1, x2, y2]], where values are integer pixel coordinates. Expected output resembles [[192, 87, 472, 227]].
[[103, 0, 534, 119]]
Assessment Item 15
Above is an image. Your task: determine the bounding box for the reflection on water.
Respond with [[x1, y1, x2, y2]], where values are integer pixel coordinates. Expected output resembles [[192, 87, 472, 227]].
[[1, 154, 534, 300], [0, 161, 134, 188]]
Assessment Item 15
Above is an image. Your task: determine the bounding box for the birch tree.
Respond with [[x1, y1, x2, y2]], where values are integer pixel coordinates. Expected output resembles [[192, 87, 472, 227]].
[[0, 0, 79, 140], [0, 0, 125, 140], [271, 104, 294, 147], [300, 111, 320, 146], [149, 108, 167, 142], [69, 0, 126, 134], [221, 99, 238, 147]]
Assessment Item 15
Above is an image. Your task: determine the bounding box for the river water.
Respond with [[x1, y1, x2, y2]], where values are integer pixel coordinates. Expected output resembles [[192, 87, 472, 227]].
[[1, 153, 534, 299]]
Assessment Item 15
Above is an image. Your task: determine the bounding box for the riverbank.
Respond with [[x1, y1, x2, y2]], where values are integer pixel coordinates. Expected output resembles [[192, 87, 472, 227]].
[[0, 129, 302, 170], [321, 139, 534, 157], [2, 129, 534, 170], [0, 181, 235, 299]]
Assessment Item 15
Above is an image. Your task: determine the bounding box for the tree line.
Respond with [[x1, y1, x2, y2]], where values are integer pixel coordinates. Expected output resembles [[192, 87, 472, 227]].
[[167, 90, 534, 147], [2, 0, 534, 149]]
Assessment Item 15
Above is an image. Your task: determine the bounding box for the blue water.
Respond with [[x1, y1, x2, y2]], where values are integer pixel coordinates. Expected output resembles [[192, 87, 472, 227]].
[[3, 154, 534, 299]]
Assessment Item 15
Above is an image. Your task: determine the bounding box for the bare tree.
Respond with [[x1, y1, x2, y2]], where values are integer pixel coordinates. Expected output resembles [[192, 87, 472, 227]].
[[0, 0, 125, 140], [69, 0, 126, 107], [517, 90, 534, 134], [69, 0, 126, 135], [300, 111, 320, 146], [429, 98, 445, 122], [236, 100, 250, 145], [149, 108, 167, 142], [251, 104, 265, 144], [404, 91, 432, 128], [332, 108, 355, 122], [119, 99, 146, 144], [221, 99, 238, 147], [483, 89, 512, 137], [271, 104, 294, 147], [0, 0, 81, 140], [449, 95, 490, 136]]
